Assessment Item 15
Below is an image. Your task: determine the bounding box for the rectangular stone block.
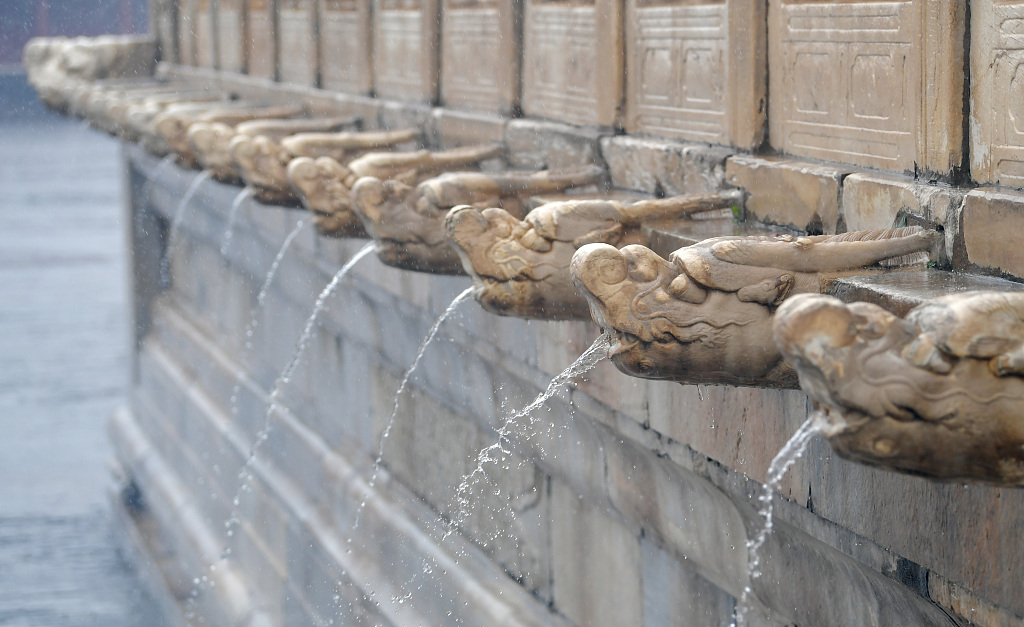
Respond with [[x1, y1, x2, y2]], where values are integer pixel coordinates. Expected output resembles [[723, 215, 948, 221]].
[[961, 187, 1024, 280], [841, 172, 962, 232], [195, 0, 216, 67], [768, 0, 964, 175], [971, 1, 1024, 188], [153, 0, 179, 63], [246, 0, 277, 79], [278, 0, 318, 85], [178, 0, 198, 66], [600, 135, 731, 195], [726, 154, 848, 233], [641, 539, 733, 627], [505, 118, 603, 169], [551, 480, 642, 627], [624, 0, 766, 149], [521, 0, 623, 126], [440, 0, 520, 115], [373, 0, 440, 102], [217, 0, 246, 73], [318, 0, 373, 94], [429, 108, 507, 148]]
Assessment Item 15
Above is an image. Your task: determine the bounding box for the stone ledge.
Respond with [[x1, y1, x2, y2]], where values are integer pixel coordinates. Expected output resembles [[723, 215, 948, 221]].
[[829, 270, 1024, 317], [504, 119, 607, 170], [960, 186, 1024, 281], [600, 135, 732, 196]]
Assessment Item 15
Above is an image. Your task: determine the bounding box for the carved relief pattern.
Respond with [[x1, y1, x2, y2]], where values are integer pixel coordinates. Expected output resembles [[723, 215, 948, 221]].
[[247, 0, 275, 78], [522, 4, 600, 125], [770, 0, 919, 170], [375, 9, 424, 98], [279, 0, 318, 85], [627, 1, 728, 142], [972, 2, 1024, 187], [442, 7, 502, 111], [320, 1, 371, 92], [217, 0, 245, 73]]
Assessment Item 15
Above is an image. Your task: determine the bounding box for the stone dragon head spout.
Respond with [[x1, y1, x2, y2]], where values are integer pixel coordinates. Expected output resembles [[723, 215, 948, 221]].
[[775, 291, 1024, 485]]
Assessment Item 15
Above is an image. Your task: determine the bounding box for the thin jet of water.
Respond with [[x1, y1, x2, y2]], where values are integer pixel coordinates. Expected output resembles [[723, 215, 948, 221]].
[[139, 154, 176, 207], [350, 287, 475, 533], [159, 170, 212, 285], [734, 412, 826, 627], [228, 219, 311, 420], [446, 332, 612, 539], [225, 243, 374, 536], [219, 187, 254, 258]]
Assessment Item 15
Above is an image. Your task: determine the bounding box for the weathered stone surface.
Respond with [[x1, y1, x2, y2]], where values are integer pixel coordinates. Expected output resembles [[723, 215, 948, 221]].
[[971, 1, 1024, 188], [829, 270, 1024, 318], [551, 480, 642, 627], [505, 119, 604, 170], [278, 0, 318, 86], [318, 0, 373, 94], [177, 0, 198, 66], [440, 0, 519, 115], [430, 108, 507, 148], [152, 0, 179, 63], [768, 0, 964, 176], [600, 135, 731, 196], [726, 155, 848, 233], [373, 0, 440, 102], [215, 0, 245, 72], [640, 539, 734, 627], [246, 0, 276, 79], [624, 0, 766, 149], [194, 0, 216, 68], [841, 172, 962, 231], [521, 0, 622, 126], [962, 187, 1024, 280]]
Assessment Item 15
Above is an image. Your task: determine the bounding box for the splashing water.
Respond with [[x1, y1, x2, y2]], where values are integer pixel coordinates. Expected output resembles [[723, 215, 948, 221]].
[[224, 243, 374, 539], [139, 154, 176, 208], [219, 187, 254, 258], [160, 170, 212, 285], [446, 332, 612, 539], [734, 413, 826, 627], [227, 219, 311, 421], [350, 287, 474, 533]]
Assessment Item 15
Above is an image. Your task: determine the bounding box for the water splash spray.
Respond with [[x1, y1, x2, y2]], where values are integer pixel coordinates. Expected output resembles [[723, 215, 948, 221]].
[[734, 413, 825, 627], [160, 170, 212, 286], [446, 332, 612, 539], [219, 187, 254, 258], [350, 287, 475, 533]]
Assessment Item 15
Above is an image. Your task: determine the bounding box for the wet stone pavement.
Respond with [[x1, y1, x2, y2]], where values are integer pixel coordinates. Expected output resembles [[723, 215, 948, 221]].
[[0, 75, 169, 626]]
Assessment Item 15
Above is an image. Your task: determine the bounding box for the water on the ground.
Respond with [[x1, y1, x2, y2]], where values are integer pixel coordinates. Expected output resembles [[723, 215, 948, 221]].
[[0, 81, 168, 627]]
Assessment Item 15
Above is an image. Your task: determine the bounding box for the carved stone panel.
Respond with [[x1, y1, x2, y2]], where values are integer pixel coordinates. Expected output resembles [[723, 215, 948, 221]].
[[971, 1, 1024, 188], [177, 0, 197, 66], [246, 0, 277, 79], [440, 0, 520, 115], [153, 0, 180, 63], [217, 0, 246, 72], [278, 0, 318, 85], [521, 0, 622, 126], [318, 0, 372, 93], [768, 0, 964, 175], [373, 0, 440, 102], [195, 0, 216, 67], [625, 0, 766, 149]]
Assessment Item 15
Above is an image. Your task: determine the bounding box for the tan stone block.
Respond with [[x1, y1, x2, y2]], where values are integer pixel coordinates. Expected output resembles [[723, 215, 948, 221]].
[[725, 155, 848, 233], [625, 0, 766, 149], [246, 0, 276, 79], [505, 118, 603, 169], [971, 1, 1024, 188], [521, 0, 623, 126], [551, 480, 642, 627], [373, 0, 440, 103], [278, 0, 318, 86], [317, 0, 373, 94], [600, 135, 731, 195], [178, 0, 198, 66], [195, 0, 216, 67], [768, 0, 964, 175], [216, 0, 246, 72], [153, 0, 179, 63], [961, 187, 1024, 280], [841, 172, 963, 233], [430, 108, 507, 149], [440, 0, 520, 115]]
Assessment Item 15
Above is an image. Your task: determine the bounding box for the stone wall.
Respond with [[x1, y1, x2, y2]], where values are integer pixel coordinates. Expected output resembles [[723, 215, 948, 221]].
[[102, 1, 1024, 626]]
